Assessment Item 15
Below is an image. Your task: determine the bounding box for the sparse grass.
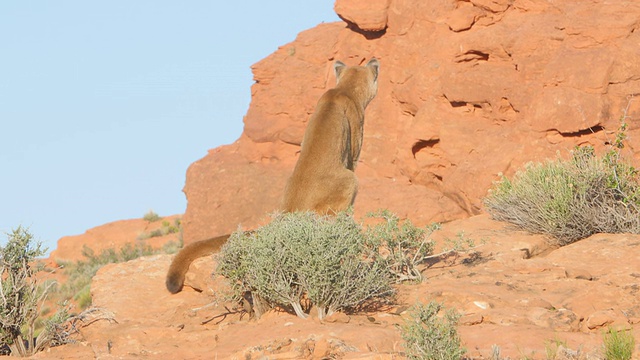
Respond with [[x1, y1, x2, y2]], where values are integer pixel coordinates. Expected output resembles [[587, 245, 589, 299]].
[[137, 218, 181, 240], [53, 241, 175, 310], [603, 328, 635, 360], [484, 334, 631, 360], [50, 217, 181, 310], [401, 301, 466, 360], [545, 337, 568, 360], [490, 345, 503, 360], [161, 238, 182, 254]]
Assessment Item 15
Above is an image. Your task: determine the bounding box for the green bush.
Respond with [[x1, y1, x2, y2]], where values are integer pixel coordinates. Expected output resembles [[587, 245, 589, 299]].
[[603, 328, 635, 360], [137, 217, 181, 240], [401, 301, 466, 360], [363, 210, 439, 282], [0, 227, 69, 356], [161, 239, 182, 255], [142, 210, 161, 222], [42, 303, 74, 348], [217, 211, 395, 319], [484, 145, 640, 245]]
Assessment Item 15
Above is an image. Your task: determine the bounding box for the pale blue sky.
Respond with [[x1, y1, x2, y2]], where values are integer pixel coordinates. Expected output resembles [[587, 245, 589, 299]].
[[0, 2, 340, 253]]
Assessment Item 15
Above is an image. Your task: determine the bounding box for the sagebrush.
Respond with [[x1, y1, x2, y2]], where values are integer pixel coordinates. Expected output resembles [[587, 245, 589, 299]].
[[217, 211, 395, 319], [485, 145, 640, 245], [137, 218, 181, 240], [401, 301, 466, 360], [363, 209, 439, 282], [0, 227, 69, 356], [142, 210, 161, 222]]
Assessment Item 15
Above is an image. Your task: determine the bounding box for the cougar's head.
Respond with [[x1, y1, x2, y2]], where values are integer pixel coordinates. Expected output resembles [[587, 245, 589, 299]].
[[333, 58, 379, 106]]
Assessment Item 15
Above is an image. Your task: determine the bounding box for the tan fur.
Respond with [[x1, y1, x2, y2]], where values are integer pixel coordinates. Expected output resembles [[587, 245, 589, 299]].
[[165, 234, 230, 293], [166, 59, 379, 293], [282, 59, 379, 213]]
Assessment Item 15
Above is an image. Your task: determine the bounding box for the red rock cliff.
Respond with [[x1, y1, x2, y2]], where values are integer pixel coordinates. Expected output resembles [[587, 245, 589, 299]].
[[182, 0, 640, 244]]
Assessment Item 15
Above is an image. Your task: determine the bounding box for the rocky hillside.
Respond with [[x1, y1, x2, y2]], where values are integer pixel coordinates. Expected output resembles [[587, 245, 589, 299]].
[[33, 215, 640, 359], [181, 0, 640, 245]]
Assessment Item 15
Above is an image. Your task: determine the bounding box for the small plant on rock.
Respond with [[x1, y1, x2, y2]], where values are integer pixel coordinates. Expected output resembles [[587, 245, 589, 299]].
[[137, 218, 181, 240], [142, 210, 161, 222], [603, 328, 635, 360], [363, 209, 439, 282], [401, 301, 466, 360]]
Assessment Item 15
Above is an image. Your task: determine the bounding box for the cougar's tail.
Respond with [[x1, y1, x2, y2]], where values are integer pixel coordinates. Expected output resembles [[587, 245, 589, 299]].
[[165, 234, 231, 294]]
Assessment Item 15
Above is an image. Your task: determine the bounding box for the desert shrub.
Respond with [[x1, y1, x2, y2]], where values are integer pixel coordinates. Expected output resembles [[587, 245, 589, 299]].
[[42, 302, 75, 348], [161, 238, 182, 254], [603, 328, 635, 360], [118, 242, 155, 262], [142, 210, 161, 222], [363, 209, 439, 282], [0, 227, 69, 356], [401, 301, 466, 360], [160, 219, 181, 235], [485, 145, 640, 246], [137, 217, 181, 240], [217, 211, 395, 319]]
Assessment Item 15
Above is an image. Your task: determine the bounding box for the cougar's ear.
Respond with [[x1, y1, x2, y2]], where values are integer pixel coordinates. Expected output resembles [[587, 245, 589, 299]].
[[366, 58, 379, 82], [334, 60, 347, 82]]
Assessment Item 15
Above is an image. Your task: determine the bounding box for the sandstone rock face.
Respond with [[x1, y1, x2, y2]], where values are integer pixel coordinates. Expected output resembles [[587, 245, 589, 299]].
[[182, 0, 640, 245], [334, 0, 390, 32]]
